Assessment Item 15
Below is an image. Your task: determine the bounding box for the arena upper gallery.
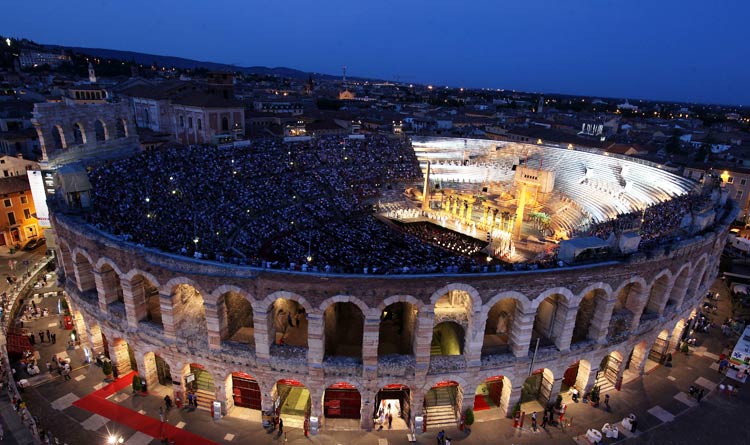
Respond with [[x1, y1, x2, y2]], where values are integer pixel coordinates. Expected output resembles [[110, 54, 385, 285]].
[[52, 135, 736, 431]]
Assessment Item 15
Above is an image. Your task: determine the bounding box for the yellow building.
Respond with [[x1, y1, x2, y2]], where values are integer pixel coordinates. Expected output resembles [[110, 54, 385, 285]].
[[0, 176, 42, 248]]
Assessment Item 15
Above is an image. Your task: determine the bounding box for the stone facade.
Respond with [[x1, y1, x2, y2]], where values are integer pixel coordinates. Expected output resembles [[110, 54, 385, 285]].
[[31, 102, 139, 167], [52, 203, 734, 431]]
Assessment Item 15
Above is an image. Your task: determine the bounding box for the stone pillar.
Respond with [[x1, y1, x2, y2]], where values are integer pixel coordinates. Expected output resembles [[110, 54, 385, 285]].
[[85, 323, 104, 354], [253, 309, 271, 362], [107, 339, 131, 377], [589, 299, 616, 344], [580, 366, 598, 395], [465, 313, 484, 368], [360, 388, 376, 431], [260, 380, 275, 413], [508, 385, 523, 413], [306, 313, 325, 365], [309, 386, 324, 422], [204, 303, 222, 351], [510, 306, 535, 358], [412, 389, 425, 419], [217, 300, 229, 340], [414, 310, 434, 374], [466, 202, 473, 220], [221, 375, 234, 413], [362, 316, 380, 368], [550, 377, 563, 402], [171, 365, 187, 408], [94, 268, 117, 312], [73, 257, 95, 292], [134, 350, 158, 390], [214, 377, 229, 414], [554, 302, 578, 352], [121, 276, 147, 329], [160, 292, 177, 340]]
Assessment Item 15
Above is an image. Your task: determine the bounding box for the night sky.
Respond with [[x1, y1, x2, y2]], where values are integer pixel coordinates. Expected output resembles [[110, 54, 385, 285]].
[[3, 0, 748, 105]]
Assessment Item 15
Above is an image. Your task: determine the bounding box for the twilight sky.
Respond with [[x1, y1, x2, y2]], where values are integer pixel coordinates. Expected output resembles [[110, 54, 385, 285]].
[[3, 0, 748, 105]]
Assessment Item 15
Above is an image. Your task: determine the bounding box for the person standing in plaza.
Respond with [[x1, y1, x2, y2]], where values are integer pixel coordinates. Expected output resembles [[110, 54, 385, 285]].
[[531, 411, 537, 431], [38, 331, 44, 343], [541, 410, 548, 429], [45, 330, 50, 342], [51, 332, 56, 344], [278, 417, 283, 434]]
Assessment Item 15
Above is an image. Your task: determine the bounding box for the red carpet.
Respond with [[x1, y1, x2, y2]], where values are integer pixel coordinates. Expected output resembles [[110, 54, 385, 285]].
[[473, 394, 490, 411], [73, 372, 217, 445]]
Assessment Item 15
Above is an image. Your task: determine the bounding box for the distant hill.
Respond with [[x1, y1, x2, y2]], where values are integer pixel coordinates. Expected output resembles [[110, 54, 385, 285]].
[[45, 45, 347, 81]]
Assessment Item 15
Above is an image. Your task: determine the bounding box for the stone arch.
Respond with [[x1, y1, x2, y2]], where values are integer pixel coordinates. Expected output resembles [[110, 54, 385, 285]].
[[319, 295, 371, 317], [72, 249, 96, 293], [572, 286, 609, 345], [473, 375, 512, 416], [261, 291, 314, 314], [72, 122, 86, 145], [116, 118, 128, 138], [96, 259, 124, 314], [52, 124, 66, 149], [214, 287, 254, 348], [223, 371, 262, 412], [378, 294, 424, 312], [481, 295, 521, 356], [627, 340, 650, 375], [431, 321, 465, 355], [94, 119, 107, 142], [323, 300, 364, 359], [57, 239, 74, 279], [429, 283, 482, 311], [596, 350, 623, 391], [530, 288, 574, 350], [668, 264, 691, 310], [686, 255, 708, 304], [378, 300, 418, 356], [608, 277, 647, 339], [165, 281, 207, 346], [521, 368, 554, 406], [124, 271, 162, 328], [669, 318, 687, 351], [267, 293, 309, 349], [643, 270, 672, 318]]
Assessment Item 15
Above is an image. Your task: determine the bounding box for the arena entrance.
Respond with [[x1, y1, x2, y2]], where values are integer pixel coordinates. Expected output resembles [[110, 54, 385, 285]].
[[155, 355, 171, 386], [231, 372, 261, 410], [648, 330, 670, 369], [185, 364, 214, 412], [561, 360, 590, 402], [474, 376, 510, 421], [374, 384, 410, 430], [324, 382, 361, 430], [521, 368, 554, 413], [425, 381, 460, 430], [595, 352, 622, 393], [274, 379, 310, 429]]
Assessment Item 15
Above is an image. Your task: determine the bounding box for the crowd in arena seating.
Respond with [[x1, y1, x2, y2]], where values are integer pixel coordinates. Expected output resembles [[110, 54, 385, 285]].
[[88, 135, 494, 274], [86, 134, 720, 273], [581, 193, 715, 249]]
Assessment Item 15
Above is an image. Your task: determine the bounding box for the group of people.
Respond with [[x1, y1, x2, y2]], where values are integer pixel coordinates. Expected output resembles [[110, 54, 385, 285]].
[[581, 193, 716, 250], [88, 135, 516, 274]]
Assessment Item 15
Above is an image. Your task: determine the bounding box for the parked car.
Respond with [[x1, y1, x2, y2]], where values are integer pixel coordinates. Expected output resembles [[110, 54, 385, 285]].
[[22, 237, 46, 251]]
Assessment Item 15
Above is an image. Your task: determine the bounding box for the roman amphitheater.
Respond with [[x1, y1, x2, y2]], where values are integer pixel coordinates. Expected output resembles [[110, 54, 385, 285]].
[[51, 136, 736, 432]]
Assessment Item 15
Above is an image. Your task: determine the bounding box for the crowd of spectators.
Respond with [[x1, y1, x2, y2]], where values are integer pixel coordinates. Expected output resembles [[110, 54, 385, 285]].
[[86, 134, 719, 273], [580, 192, 716, 249], [88, 135, 493, 273]]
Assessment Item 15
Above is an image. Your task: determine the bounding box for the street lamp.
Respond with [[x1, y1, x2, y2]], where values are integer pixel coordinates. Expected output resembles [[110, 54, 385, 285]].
[[107, 434, 124, 444]]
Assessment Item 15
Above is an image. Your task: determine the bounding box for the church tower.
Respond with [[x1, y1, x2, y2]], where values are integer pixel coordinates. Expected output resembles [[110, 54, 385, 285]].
[[88, 62, 97, 83]]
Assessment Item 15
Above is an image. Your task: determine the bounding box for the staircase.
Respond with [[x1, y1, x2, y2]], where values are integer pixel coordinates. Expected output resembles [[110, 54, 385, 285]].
[[595, 373, 616, 394], [193, 369, 215, 412], [430, 343, 442, 355], [425, 387, 456, 430]]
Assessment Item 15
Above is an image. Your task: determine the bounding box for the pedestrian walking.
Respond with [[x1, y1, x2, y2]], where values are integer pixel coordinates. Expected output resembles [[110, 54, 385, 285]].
[[51, 332, 56, 344], [186, 393, 193, 408], [62, 366, 71, 381], [193, 393, 198, 408], [697, 388, 705, 403], [38, 331, 44, 343], [388, 412, 393, 429], [541, 411, 548, 428], [437, 429, 445, 445], [604, 394, 610, 411], [278, 417, 283, 434], [28, 333, 35, 345], [46, 330, 51, 342], [531, 411, 537, 431], [164, 395, 173, 410]]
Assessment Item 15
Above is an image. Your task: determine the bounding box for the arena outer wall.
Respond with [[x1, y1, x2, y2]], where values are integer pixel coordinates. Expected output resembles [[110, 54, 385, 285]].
[[51, 202, 735, 431]]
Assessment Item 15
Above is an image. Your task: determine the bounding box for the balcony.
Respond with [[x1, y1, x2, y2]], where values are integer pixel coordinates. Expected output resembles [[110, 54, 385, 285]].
[[377, 354, 416, 377], [428, 355, 466, 374]]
